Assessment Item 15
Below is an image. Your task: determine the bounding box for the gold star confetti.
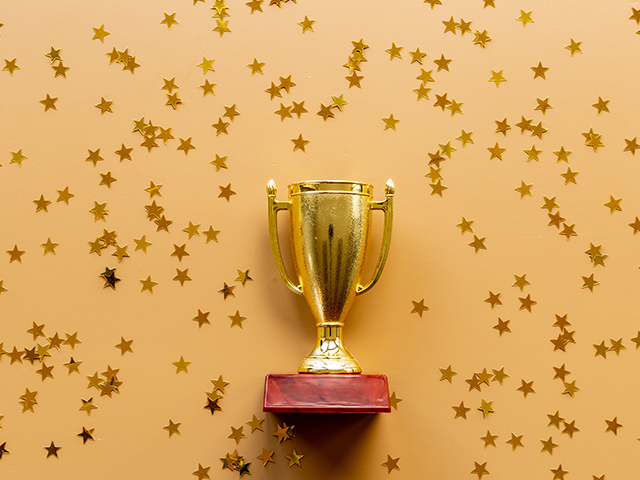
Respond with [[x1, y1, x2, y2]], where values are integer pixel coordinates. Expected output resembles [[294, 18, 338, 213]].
[[92, 24, 110, 42], [411, 299, 429, 317], [515, 181, 533, 199], [439, 365, 457, 382], [285, 449, 304, 468], [478, 399, 494, 418], [257, 448, 275, 466], [624, 137, 639, 155], [493, 317, 511, 335], [95, 97, 113, 114], [535, 97, 553, 114], [385, 42, 402, 60], [2, 58, 20, 75], [219, 184, 236, 201], [10, 148, 27, 166], [605, 417, 622, 435], [457, 129, 474, 146], [604, 195, 622, 214], [592, 97, 610, 114], [452, 401, 470, 419], [33, 195, 51, 213], [298, 15, 315, 33], [197, 56, 215, 74], [229, 311, 246, 328], [517, 379, 535, 397], [408, 47, 426, 64], [487, 142, 506, 160], [140, 275, 158, 293], [44, 441, 61, 458], [565, 38, 582, 56], [480, 430, 498, 448], [471, 461, 489, 479], [531, 61, 549, 79], [382, 455, 399, 473], [79, 397, 97, 416], [582, 273, 599, 292], [246, 415, 264, 433], [516, 10, 534, 26], [40, 237, 59, 255], [488, 70, 506, 87], [161, 12, 179, 29], [173, 356, 191, 373], [473, 30, 491, 48], [177, 137, 196, 154], [40, 93, 58, 111], [228, 426, 246, 444], [218, 282, 236, 299], [389, 391, 403, 410], [164, 419, 181, 437], [115, 337, 133, 355]]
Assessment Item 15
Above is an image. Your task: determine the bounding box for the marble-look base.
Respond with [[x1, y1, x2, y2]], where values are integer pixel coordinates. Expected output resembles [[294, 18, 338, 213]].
[[263, 374, 391, 413]]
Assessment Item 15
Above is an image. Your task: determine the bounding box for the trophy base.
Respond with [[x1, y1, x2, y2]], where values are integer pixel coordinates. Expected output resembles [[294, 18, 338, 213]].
[[263, 374, 391, 413]]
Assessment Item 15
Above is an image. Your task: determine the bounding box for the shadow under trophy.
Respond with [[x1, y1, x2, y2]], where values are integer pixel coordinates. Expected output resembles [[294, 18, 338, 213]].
[[263, 179, 394, 413]]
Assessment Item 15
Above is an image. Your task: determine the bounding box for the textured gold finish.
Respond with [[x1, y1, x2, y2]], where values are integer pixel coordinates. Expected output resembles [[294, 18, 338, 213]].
[[267, 179, 394, 373]]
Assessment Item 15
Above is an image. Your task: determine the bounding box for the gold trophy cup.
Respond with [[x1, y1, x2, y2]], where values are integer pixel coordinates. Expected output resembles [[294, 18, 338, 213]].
[[267, 179, 394, 374]]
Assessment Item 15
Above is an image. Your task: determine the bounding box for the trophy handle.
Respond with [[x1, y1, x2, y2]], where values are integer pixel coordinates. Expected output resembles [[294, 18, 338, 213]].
[[356, 179, 395, 295], [267, 180, 303, 295]]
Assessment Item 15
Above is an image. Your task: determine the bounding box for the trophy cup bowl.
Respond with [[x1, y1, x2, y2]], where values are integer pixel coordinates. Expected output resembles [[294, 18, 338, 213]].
[[267, 179, 395, 374]]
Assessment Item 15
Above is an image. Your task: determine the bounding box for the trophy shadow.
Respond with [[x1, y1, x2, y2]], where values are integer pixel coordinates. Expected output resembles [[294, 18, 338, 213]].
[[271, 412, 380, 465]]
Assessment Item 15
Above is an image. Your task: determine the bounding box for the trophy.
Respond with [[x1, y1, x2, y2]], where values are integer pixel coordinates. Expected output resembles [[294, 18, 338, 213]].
[[264, 180, 395, 413]]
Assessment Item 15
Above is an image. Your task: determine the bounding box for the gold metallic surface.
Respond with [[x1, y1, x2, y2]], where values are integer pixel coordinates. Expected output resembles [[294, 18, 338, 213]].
[[267, 179, 394, 373]]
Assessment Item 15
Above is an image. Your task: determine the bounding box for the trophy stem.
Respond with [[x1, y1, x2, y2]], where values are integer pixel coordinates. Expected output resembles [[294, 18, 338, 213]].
[[298, 324, 362, 374]]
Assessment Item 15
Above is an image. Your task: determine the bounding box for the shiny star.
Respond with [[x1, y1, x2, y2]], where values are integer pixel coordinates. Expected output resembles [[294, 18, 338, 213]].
[[408, 47, 426, 64], [218, 184, 236, 201], [218, 282, 235, 299], [164, 419, 181, 437], [592, 97, 610, 114], [517, 379, 535, 397], [411, 299, 429, 317], [582, 274, 599, 292], [605, 417, 622, 435], [177, 137, 196, 154], [10, 149, 27, 166], [115, 337, 133, 355], [257, 448, 275, 466], [140, 276, 157, 293], [229, 311, 246, 328], [439, 365, 457, 382], [506, 432, 524, 451], [554, 146, 572, 162], [604, 196, 622, 214], [40, 93, 58, 111], [531, 61, 549, 79], [493, 318, 511, 335], [565, 38, 582, 56], [452, 401, 470, 419], [473, 30, 491, 47], [487, 142, 506, 160], [298, 15, 315, 33], [516, 9, 534, 26], [2, 58, 20, 75], [515, 181, 533, 198], [197, 56, 215, 74], [624, 137, 640, 155], [41, 237, 59, 255], [471, 461, 489, 479], [92, 24, 110, 42], [44, 441, 61, 458], [382, 455, 399, 473], [480, 430, 498, 448], [161, 12, 179, 28]]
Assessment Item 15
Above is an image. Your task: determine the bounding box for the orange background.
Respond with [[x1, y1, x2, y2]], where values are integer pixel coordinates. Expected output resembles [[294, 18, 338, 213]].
[[1, 0, 640, 478]]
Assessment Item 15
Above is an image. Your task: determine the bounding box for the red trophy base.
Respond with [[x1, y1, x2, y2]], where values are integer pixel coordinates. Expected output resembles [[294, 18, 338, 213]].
[[263, 374, 391, 413]]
